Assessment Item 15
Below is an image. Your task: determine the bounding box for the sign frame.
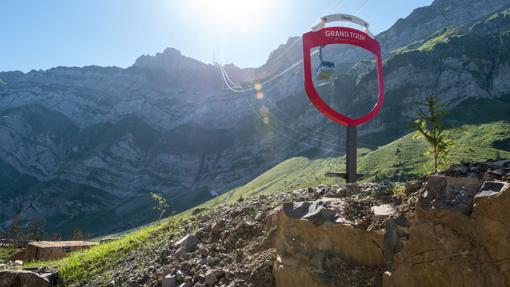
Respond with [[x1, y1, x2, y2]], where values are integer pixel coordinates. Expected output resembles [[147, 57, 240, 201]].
[[302, 26, 384, 127]]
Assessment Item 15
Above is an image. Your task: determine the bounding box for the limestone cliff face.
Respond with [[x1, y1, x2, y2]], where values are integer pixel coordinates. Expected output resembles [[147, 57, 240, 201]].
[[377, 0, 509, 53], [0, 0, 509, 236]]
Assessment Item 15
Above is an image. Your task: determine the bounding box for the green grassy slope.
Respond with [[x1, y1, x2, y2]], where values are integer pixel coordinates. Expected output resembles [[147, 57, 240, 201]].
[[201, 121, 510, 207], [25, 214, 190, 285]]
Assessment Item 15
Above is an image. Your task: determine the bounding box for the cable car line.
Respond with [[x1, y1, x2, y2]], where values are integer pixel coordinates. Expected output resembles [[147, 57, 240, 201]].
[[218, 50, 318, 94], [218, 0, 378, 154], [221, 62, 380, 149], [261, 94, 380, 149], [353, 0, 370, 16], [222, 63, 379, 152], [219, 64, 342, 153], [237, 0, 349, 88], [219, 63, 362, 149], [219, 0, 369, 93], [220, 63, 380, 149]]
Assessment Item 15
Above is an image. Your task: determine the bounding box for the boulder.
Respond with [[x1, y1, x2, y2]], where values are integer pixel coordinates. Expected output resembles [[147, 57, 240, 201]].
[[0, 270, 51, 287], [13, 260, 24, 266], [204, 269, 218, 286], [417, 175, 481, 216], [162, 274, 177, 287], [273, 198, 386, 287], [404, 181, 422, 194], [384, 177, 510, 286], [174, 234, 199, 255], [371, 204, 398, 217], [415, 175, 481, 234], [471, 181, 510, 284], [383, 221, 504, 287], [191, 208, 207, 216]]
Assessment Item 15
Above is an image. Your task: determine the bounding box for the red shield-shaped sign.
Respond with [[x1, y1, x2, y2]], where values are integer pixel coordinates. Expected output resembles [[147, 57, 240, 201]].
[[303, 27, 384, 126]]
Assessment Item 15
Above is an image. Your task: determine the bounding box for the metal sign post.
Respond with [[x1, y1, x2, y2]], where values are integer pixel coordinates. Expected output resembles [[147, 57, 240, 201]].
[[302, 14, 384, 183], [346, 125, 357, 183]]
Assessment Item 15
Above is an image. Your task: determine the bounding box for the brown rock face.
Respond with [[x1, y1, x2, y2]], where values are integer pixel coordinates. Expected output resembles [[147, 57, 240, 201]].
[[384, 221, 505, 287], [0, 270, 50, 287], [272, 171, 510, 287], [472, 181, 510, 284], [273, 198, 386, 287], [384, 177, 510, 287]]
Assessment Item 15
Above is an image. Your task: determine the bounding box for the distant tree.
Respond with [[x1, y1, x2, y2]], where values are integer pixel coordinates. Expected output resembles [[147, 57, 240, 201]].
[[0, 227, 7, 247], [25, 219, 45, 241], [8, 216, 21, 246], [393, 144, 405, 180], [51, 233, 62, 241], [413, 93, 454, 173], [70, 229, 86, 240], [150, 192, 169, 220]]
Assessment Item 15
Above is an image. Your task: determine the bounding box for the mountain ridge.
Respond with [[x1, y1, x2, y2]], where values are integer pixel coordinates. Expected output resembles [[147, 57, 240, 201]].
[[1, 0, 509, 237]]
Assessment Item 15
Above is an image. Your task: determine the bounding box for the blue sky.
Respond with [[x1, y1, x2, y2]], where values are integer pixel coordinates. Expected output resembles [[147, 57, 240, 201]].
[[0, 0, 433, 72]]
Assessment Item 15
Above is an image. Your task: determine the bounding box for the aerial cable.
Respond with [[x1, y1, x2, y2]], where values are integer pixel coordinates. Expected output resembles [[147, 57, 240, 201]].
[[218, 0, 371, 93], [353, 0, 370, 15], [219, 64, 342, 153], [261, 93, 379, 149], [218, 50, 319, 94], [222, 66, 378, 152], [218, 63, 378, 151], [219, 63, 255, 93], [219, 0, 379, 151], [220, 65, 340, 152], [265, 0, 348, 70], [220, 64, 341, 150], [218, 0, 364, 93], [233, 60, 380, 150], [221, 63, 244, 89], [220, 63, 354, 149]]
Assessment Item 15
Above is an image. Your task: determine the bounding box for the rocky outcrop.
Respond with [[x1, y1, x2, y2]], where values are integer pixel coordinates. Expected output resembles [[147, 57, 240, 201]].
[[0, 270, 53, 287], [270, 160, 510, 287], [273, 199, 386, 287], [378, 0, 510, 53], [384, 177, 510, 286]]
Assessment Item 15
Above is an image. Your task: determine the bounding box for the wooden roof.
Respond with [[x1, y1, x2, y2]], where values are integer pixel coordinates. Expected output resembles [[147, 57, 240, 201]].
[[28, 241, 97, 248]]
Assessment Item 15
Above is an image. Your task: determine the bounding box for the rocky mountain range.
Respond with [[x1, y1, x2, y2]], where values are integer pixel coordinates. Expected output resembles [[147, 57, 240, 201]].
[[0, 0, 509, 236]]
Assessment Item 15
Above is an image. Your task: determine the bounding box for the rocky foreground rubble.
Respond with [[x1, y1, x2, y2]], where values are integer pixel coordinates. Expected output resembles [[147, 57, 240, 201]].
[[1, 159, 509, 287], [156, 159, 510, 287], [154, 182, 400, 287]]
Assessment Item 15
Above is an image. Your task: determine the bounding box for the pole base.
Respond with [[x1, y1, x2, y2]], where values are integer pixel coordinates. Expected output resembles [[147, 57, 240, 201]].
[[325, 172, 367, 180]]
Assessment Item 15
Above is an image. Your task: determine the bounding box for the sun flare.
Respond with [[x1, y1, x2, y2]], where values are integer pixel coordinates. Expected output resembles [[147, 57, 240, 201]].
[[203, 0, 262, 19], [191, 0, 271, 32]]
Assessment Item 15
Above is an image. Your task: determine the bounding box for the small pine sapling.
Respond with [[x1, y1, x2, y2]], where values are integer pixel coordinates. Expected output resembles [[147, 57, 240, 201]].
[[150, 192, 169, 220], [413, 93, 454, 173]]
